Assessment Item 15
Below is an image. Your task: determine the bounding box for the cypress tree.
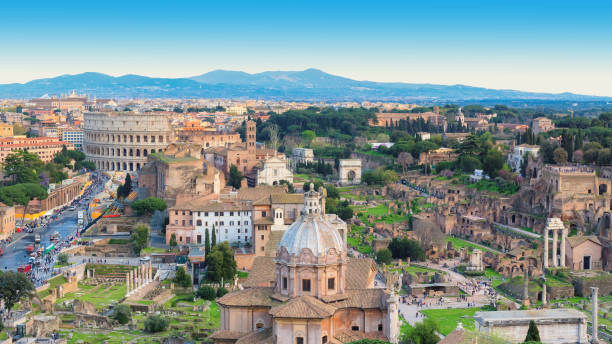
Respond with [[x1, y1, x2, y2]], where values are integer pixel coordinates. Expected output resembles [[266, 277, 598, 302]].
[[204, 228, 210, 257], [524, 320, 541, 343], [211, 224, 216, 248], [123, 173, 132, 197]]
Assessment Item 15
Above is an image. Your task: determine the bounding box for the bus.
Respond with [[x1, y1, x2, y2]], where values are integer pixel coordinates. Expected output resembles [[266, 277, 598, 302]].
[[45, 243, 55, 255], [77, 210, 84, 225]]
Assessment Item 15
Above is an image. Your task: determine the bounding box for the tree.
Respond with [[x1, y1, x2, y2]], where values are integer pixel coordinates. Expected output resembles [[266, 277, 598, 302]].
[[144, 315, 169, 333], [204, 228, 210, 257], [3, 150, 43, 184], [0, 183, 48, 226], [388, 238, 425, 261], [131, 197, 167, 216], [196, 285, 216, 300], [131, 224, 149, 255], [216, 287, 228, 297], [301, 130, 316, 146], [206, 242, 237, 284], [169, 234, 177, 248], [112, 304, 132, 324], [173, 266, 192, 288], [553, 147, 568, 164], [402, 318, 440, 344], [266, 124, 280, 153], [397, 152, 414, 175], [483, 149, 504, 178], [228, 165, 244, 189], [211, 225, 217, 248], [57, 253, 69, 265], [523, 320, 541, 343], [0, 271, 34, 310], [123, 173, 133, 197], [375, 248, 392, 265]]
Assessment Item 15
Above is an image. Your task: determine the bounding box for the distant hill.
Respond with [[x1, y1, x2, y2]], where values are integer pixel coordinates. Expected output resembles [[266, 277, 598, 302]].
[[0, 69, 608, 101]]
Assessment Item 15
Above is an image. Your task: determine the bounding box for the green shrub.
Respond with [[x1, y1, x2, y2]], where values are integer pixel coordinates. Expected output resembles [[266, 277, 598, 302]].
[[144, 315, 169, 333], [196, 286, 216, 300], [112, 304, 132, 324], [216, 287, 228, 298]]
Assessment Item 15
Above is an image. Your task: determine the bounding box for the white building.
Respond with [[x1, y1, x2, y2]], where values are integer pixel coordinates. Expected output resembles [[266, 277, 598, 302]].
[[508, 144, 539, 172], [192, 201, 253, 246], [257, 156, 293, 186], [291, 147, 314, 167], [62, 130, 84, 149]]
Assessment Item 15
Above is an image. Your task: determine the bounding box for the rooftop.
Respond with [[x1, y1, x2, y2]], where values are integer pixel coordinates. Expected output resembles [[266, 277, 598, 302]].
[[474, 309, 586, 324]]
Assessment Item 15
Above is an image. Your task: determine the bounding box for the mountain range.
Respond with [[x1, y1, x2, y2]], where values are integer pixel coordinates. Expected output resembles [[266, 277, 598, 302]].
[[0, 69, 608, 102]]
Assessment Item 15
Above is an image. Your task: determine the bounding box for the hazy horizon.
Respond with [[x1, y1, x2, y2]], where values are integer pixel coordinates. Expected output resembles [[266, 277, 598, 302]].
[[2, 0, 612, 96]]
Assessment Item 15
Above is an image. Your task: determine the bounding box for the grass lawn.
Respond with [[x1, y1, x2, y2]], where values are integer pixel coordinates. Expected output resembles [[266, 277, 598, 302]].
[[141, 246, 168, 255], [445, 236, 497, 254], [357, 204, 411, 225], [421, 307, 491, 335], [483, 268, 505, 288], [54, 262, 73, 268], [60, 330, 140, 344], [56, 283, 126, 311], [49, 275, 67, 288]]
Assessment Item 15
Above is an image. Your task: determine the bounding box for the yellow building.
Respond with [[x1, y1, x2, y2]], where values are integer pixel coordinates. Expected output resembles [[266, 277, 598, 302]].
[[0, 205, 15, 240], [0, 123, 13, 137]]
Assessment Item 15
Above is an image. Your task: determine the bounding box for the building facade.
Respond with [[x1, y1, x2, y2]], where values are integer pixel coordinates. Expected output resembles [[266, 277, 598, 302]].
[[0, 137, 74, 163], [257, 156, 293, 186], [508, 144, 539, 172], [83, 112, 174, 172], [62, 130, 84, 150], [0, 205, 15, 241], [0, 123, 13, 137], [166, 199, 253, 247]]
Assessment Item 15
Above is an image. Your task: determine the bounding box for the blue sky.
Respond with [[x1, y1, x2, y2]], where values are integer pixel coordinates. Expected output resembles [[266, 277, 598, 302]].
[[2, 0, 612, 96]]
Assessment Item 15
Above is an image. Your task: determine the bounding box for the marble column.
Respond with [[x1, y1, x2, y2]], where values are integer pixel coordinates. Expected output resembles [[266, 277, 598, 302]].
[[541, 277, 547, 305], [552, 229, 558, 267], [592, 287, 598, 343], [560, 226, 567, 267], [126, 272, 130, 294], [149, 261, 152, 281], [130, 270, 134, 292], [543, 228, 549, 269]]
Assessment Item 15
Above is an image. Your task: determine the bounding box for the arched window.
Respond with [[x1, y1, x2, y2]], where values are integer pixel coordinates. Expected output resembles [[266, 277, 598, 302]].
[[143, 149, 148, 157], [196, 220, 202, 226]]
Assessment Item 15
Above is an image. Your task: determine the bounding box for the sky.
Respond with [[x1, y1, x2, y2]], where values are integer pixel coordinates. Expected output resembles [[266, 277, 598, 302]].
[[1, 0, 612, 96]]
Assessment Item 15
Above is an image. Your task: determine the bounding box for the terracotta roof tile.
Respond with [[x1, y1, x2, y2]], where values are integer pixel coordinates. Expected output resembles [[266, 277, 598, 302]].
[[216, 287, 277, 307], [270, 193, 303, 204], [331, 289, 385, 309], [209, 330, 249, 340], [269, 295, 336, 319], [334, 329, 388, 343], [243, 257, 276, 288], [345, 257, 377, 289]]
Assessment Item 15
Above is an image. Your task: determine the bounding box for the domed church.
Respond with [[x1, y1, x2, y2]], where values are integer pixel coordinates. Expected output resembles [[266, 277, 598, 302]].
[[211, 185, 400, 344]]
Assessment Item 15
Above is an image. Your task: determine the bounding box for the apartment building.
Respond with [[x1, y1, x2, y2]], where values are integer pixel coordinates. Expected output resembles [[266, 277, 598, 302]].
[[0, 137, 73, 163], [166, 198, 253, 247]]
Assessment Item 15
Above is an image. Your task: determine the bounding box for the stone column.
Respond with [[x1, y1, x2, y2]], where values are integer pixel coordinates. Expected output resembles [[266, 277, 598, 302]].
[[149, 261, 153, 281], [130, 270, 134, 292], [552, 229, 558, 267], [592, 287, 598, 343], [541, 277, 547, 305], [543, 228, 549, 269], [560, 226, 567, 268], [126, 272, 130, 294]]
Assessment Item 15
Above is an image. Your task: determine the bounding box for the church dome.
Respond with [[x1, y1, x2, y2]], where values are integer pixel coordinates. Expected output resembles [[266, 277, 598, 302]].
[[278, 213, 344, 257], [277, 184, 344, 257]]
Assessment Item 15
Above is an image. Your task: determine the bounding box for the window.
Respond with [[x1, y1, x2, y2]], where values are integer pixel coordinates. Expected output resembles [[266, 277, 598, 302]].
[[378, 324, 383, 331], [328, 278, 335, 290], [351, 326, 359, 331], [262, 211, 267, 217], [182, 220, 185, 226], [196, 220, 202, 226], [302, 279, 311, 292], [322, 336, 328, 343], [296, 338, 304, 344], [230, 211, 234, 216], [261, 235, 264, 240], [283, 277, 288, 289]]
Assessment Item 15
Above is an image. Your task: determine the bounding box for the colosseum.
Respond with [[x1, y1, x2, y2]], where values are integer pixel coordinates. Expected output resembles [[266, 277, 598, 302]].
[[83, 112, 174, 172]]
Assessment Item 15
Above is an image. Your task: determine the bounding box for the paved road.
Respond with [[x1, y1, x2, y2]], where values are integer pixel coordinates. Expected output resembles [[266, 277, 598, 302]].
[[0, 173, 108, 275]]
